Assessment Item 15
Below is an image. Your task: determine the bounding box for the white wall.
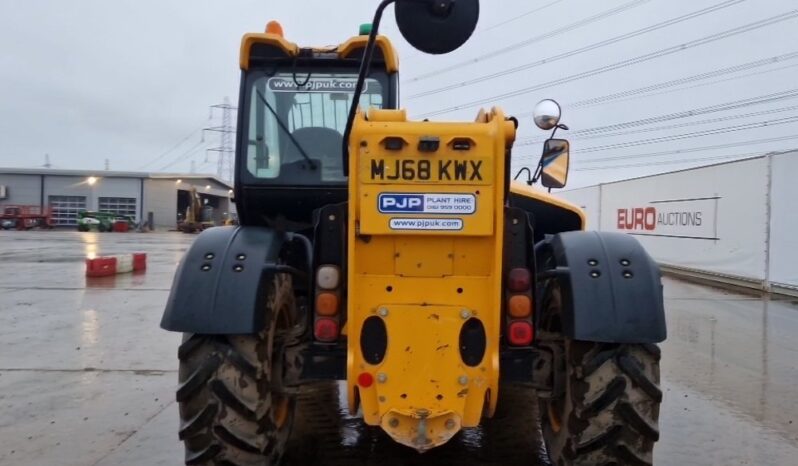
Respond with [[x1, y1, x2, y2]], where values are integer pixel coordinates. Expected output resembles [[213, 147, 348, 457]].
[[0, 174, 42, 206], [143, 179, 177, 229], [559, 152, 796, 291], [768, 153, 798, 290]]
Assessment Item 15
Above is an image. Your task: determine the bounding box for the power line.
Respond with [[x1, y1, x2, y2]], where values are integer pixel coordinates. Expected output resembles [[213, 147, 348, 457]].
[[478, 0, 567, 33], [158, 140, 208, 171], [516, 133, 798, 164], [138, 126, 204, 169], [204, 97, 236, 182], [583, 134, 798, 163], [570, 150, 792, 171], [399, 0, 570, 67], [406, 0, 651, 84], [407, 0, 744, 100], [546, 105, 798, 143], [509, 51, 798, 120], [571, 116, 798, 154], [563, 55, 798, 111], [417, 10, 798, 117], [572, 89, 798, 135], [516, 89, 798, 145]]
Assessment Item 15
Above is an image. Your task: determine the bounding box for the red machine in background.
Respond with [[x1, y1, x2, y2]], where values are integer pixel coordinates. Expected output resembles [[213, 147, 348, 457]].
[[0, 205, 53, 230]]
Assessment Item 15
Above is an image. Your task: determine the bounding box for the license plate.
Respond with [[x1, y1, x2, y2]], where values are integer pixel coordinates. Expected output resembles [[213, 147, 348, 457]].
[[361, 157, 492, 184]]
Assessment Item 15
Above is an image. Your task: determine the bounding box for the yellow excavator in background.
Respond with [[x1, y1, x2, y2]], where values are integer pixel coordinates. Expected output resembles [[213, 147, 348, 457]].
[[177, 186, 215, 233]]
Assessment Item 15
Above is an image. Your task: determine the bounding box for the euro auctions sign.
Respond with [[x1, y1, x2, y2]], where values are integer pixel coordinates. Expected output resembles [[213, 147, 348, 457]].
[[615, 197, 719, 240]]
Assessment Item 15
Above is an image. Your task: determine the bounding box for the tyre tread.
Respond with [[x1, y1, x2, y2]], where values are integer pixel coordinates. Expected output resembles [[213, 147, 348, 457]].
[[179, 402, 217, 440], [543, 341, 661, 466], [176, 275, 296, 465]]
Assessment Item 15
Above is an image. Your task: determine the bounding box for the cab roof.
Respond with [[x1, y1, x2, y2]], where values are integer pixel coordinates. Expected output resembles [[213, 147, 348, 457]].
[[239, 30, 399, 73]]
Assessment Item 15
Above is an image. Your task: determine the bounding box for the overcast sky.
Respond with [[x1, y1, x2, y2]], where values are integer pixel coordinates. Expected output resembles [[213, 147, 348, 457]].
[[1, 0, 796, 188]]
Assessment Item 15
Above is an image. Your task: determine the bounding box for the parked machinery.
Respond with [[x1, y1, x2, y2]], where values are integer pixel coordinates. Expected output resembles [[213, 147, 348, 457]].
[[77, 211, 134, 232], [0, 205, 53, 230], [161, 2, 666, 464], [177, 186, 215, 233]]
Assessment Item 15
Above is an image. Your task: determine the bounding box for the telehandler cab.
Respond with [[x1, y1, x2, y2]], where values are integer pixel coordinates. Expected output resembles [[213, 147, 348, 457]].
[[162, 1, 666, 464]]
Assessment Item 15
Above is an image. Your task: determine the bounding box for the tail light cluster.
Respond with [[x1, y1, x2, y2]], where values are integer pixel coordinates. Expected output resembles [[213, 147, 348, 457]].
[[314, 265, 342, 342], [506, 267, 534, 346]]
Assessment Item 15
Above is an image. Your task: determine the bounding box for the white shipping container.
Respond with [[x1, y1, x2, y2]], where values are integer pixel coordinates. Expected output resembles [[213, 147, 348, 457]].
[[768, 153, 798, 290], [556, 151, 798, 292]]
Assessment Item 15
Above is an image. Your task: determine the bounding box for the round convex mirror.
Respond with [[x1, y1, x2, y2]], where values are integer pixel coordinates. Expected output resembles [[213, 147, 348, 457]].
[[395, 0, 480, 55], [533, 99, 562, 130]]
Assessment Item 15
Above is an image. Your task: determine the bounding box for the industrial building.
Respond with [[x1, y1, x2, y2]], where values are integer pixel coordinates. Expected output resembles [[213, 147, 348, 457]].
[[0, 168, 233, 229]]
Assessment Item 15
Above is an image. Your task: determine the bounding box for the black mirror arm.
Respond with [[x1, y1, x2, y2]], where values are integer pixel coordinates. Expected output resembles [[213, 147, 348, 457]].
[[513, 167, 534, 186], [342, 0, 434, 176], [341, 0, 395, 176], [548, 123, 569, 140], [531, 161, 543, 184]]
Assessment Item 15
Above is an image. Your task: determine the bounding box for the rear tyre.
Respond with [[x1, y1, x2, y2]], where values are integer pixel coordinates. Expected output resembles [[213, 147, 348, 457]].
[[540, 285, 662, 466], [176, 275, 297, 466]]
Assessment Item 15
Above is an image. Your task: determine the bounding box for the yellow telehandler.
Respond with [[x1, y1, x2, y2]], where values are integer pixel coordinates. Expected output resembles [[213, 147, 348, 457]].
[[162, 2, 666, 464]]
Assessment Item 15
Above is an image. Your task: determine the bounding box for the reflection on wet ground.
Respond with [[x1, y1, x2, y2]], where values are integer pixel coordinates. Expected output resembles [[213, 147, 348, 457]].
[[1, 231, 797, 465], [285, 383, 550, 466], [657, 279, 798, 465]]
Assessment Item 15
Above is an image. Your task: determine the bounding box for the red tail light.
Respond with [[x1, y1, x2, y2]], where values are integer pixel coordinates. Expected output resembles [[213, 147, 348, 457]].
[[508, 268, 531, 292], [314, 317, 339, 342], [508, 320, 534, 346]]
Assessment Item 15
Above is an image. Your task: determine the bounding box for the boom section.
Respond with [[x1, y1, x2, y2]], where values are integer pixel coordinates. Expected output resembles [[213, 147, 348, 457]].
[[346, 108, 516, 451]]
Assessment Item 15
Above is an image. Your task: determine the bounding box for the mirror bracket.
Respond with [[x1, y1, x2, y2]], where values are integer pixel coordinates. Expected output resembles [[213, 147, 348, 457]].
[[513, 167, 534, 186], [341, 0, 396, 176], [342, 0, 480, 175]]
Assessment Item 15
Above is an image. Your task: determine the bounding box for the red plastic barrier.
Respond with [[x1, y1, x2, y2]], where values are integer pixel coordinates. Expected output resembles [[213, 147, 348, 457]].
[[86, 257, 117, 277], [132, 253, 147, 271], [85, 253, 147, 277]]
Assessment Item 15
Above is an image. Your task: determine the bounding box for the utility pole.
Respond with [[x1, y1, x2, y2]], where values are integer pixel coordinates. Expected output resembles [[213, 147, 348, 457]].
[[204, 97, 236, 182], [104, 159, 110, 171], [43, 154, 51, 169], [190, 160, 196, 174]]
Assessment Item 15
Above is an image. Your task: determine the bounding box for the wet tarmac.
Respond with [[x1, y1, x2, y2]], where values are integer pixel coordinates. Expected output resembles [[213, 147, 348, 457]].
[[0, 230, 797, 465]]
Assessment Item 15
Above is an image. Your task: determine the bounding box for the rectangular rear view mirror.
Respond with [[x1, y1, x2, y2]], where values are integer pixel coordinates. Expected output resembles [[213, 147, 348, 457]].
[[540, 138, 570, 189]]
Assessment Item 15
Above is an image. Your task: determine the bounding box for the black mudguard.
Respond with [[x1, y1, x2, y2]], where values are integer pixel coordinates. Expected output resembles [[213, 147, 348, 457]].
[[161, 226, 285, 334], [538, 231, 666, 343]]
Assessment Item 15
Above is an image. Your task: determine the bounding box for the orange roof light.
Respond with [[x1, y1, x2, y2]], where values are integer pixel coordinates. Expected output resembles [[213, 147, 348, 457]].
[[266, 20, 284, 37]]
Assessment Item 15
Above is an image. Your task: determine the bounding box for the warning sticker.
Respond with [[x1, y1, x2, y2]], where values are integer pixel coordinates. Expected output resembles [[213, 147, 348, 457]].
[[389, 218, 464, 231], [378, 193, 476, 215]]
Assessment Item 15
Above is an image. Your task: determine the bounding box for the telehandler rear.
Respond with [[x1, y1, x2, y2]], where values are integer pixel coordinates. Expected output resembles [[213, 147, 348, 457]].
[[162, 1, 666, 464]]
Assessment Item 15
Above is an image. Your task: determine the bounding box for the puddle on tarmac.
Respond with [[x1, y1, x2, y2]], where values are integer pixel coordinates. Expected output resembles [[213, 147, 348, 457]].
[[284, 382, 551, 466]]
